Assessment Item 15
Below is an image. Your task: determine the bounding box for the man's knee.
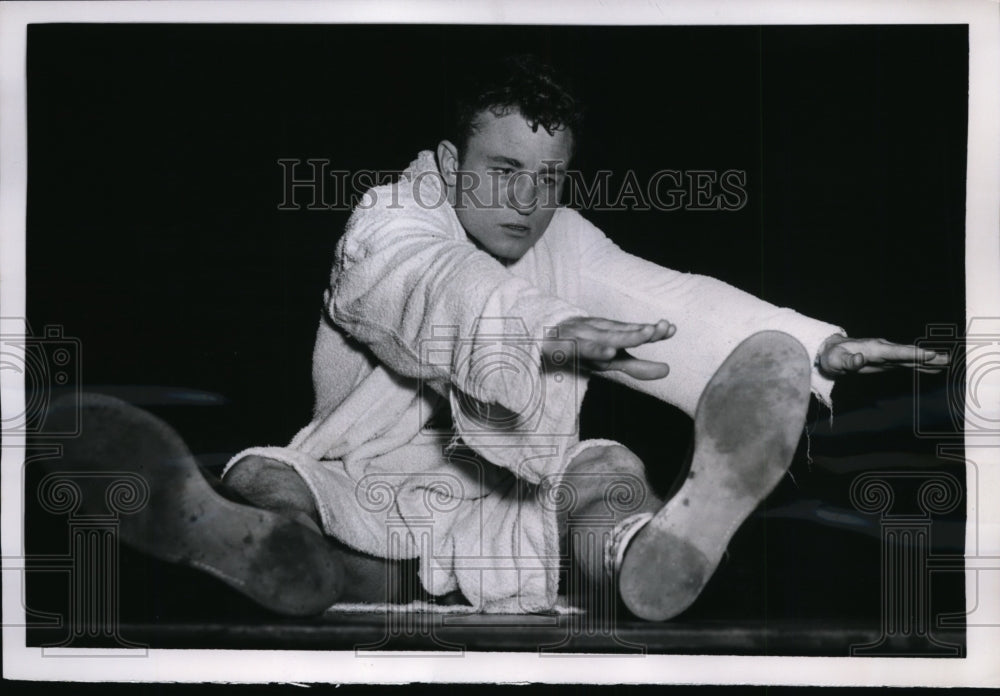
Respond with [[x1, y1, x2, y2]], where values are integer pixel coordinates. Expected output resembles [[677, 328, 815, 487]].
[[567, 443, 645, 478], [224, 454, 318, 522], [560, 443, 651, 521]]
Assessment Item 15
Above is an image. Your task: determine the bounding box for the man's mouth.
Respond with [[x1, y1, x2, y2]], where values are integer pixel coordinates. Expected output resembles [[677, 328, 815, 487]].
[[500, 223, 531, 236]]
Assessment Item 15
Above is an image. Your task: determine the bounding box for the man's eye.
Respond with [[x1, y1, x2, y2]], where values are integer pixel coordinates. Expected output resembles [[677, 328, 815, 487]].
[[490, 167, 515, 176]]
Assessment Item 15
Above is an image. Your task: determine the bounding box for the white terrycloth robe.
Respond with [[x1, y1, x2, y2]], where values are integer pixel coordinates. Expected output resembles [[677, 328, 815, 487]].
[[224, 151, 844, 613]]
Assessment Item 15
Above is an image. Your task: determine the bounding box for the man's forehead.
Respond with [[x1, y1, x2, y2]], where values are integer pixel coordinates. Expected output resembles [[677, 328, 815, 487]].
[[467, 110, 573, 165]]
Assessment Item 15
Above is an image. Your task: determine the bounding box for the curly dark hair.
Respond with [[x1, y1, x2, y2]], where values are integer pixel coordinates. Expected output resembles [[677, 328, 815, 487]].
[[449, 53, 584, 159]]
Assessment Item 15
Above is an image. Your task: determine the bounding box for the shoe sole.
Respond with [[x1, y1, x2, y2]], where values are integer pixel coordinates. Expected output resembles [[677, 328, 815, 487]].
[[618, 331, 811, 621], [42, 393, 344, 616]]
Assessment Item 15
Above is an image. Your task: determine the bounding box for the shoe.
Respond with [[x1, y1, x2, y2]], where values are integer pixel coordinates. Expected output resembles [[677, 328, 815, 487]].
[[617, 331, 811, 621], [41, 392, 345, 616]]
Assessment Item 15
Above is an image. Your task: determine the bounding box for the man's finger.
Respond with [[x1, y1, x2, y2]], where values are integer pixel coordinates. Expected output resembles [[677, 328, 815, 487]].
[[576, 328, 650, 353], [584, 317, 644, 332], [913, 364, 948, 374], [831, 351, 865, 372], [857, 363, 948, 374], [922, 351, 950, 366], [873, 344, 937, 364], [593, 352, 670, 380], [657, 320, 676, 341], [820, 336, 952, 376], [846, 341, 940, 365], [862, 348, 948, 369], [827, 346, 865, 372], [585, 317, 668, 333], [592, 323, 674, 350], [585, 318, 673, 339]]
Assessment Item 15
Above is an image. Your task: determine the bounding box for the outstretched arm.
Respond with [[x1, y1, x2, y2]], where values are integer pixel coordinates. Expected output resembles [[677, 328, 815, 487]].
[[562, 211, 844, 417], [331, 198, 587, 413]]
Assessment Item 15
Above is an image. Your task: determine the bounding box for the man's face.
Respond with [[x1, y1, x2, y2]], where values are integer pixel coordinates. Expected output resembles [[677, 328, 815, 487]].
[[446, 110, 572, 263]]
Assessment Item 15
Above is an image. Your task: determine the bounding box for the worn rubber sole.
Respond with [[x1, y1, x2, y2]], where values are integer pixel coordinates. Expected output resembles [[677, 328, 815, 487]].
[[43, 393, 345, 616], [618, 331, 812, 621]]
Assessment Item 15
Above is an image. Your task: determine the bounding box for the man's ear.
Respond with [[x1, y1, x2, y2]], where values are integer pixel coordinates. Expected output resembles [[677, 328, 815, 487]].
[[436, 140, 459, 186]]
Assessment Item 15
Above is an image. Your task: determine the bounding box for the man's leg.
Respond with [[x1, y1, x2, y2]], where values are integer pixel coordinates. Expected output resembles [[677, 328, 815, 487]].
[[556, 443, 662, 609], [615, 330, 812, 620], [42, 393, 345, 616], [224, 455, 411, 604]]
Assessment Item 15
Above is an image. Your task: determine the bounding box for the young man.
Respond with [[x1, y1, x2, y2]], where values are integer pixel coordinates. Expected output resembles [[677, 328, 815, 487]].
[[48, 54, 947, 620]]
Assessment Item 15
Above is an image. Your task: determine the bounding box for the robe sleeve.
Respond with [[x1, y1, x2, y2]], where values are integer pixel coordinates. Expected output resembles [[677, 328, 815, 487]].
[[569, 210, 844, 417]]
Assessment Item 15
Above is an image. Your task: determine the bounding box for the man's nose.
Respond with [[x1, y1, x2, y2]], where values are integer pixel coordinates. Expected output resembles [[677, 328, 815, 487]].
[[506, 172, 538, 215]]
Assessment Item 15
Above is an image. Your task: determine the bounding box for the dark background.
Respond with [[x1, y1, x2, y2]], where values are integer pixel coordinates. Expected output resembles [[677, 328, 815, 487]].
[[24, 24, 968, 648]]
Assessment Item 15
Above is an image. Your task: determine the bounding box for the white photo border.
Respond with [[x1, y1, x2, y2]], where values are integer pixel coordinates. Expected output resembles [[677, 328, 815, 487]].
[[2, 0, 998, 686]]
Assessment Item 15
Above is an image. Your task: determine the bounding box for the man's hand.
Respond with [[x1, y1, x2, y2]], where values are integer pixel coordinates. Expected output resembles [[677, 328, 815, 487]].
[[545, 317, 675, 380], [817, 334, 950, 377]]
